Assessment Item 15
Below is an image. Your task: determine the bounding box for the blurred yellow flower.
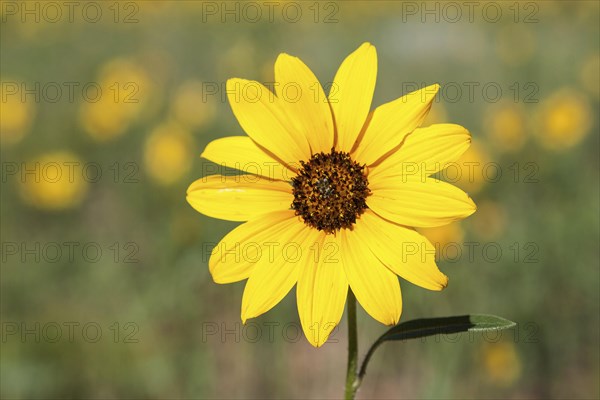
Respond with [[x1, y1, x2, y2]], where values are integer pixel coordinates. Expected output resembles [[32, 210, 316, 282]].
[[534, 88, 592, 150], [18, 151, 88, 211], [144, 121, 194, 185], [418, 223, 464, 248], [80, 59, 151, 142], [418, 223, 465, 261], [1, 81, 35, 145], [170, 80, 217, 130], [469, 200, 507, 241], [484, 101, 527, 153], [449, 141, 490, 195], [481, 342, 522, 387]]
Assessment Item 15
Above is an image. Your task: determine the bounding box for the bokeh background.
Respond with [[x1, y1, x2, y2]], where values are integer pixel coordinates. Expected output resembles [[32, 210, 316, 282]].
[[1, 1, 599, 399]]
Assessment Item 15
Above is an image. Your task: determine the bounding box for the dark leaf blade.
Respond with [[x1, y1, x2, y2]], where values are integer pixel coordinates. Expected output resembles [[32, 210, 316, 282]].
[[357, 314, 516, 384], [380, 314, 516, 342]]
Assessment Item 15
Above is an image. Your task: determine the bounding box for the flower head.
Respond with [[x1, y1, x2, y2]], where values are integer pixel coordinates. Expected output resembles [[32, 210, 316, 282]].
[[187, 43, 476, 347], [19, 151, 88, 211]]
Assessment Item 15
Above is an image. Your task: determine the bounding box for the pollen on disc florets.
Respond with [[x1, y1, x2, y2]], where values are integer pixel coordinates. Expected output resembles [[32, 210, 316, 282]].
[[291, 149, 370, 234]]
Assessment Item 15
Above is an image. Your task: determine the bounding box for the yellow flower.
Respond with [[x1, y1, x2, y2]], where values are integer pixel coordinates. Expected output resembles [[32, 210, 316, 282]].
[[534, 88, 592, 150], [453, 142, 490, 195], [481, 342, 522, 386], [18, 151, 88, 211], [170, 80, 217, 129], [418, 223, 465, 262], [186, 43, 476, 347], [79, 59, 150, 142], [469, 200, 507, 241], [0, 79, 35, 145], [144, 121, 194, 186], [419, 222, 464, 251], [484, 101, 527, 153]]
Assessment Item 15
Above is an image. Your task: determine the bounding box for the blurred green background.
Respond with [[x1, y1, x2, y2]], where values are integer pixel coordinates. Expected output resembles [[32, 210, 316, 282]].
[[1, 1, 598, 398]]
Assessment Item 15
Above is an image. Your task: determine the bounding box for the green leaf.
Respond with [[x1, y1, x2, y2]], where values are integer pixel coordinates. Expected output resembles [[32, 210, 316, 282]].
[[378, 314, 516, 342], [357, 314, 516, 383]]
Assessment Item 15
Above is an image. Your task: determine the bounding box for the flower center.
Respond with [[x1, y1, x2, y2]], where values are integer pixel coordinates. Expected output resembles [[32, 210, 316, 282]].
[[291, 149, 370, 234]]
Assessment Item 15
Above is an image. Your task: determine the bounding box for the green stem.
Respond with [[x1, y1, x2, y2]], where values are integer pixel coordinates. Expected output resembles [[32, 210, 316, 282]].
[[357, 337, 384, 386], [345, 290, 359, 400]]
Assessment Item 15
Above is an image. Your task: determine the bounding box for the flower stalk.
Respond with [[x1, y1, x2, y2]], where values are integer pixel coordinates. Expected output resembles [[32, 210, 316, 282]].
[[345, 290, 359, 400]]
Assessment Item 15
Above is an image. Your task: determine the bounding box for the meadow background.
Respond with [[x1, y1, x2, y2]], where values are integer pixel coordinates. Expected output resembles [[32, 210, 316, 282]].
[[1, 1, 599, 399]]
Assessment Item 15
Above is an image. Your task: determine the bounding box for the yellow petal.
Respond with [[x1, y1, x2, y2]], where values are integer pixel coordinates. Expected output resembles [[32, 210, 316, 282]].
[[186, 175, 292, 222], [370, 124, 471, 179], [209, 210, 297, 283], [297, 232, 348, 347], [330, 43, 377, 152], [227, 78, 310, 165], [241, 217, 313, 322], [201, 136, 295, 181], [368, 176, 476, 228], [353, 84, 439, 166], [275, 54, 334, 154], [356, 210, 448, 291], [340, 228, 402, 326]]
